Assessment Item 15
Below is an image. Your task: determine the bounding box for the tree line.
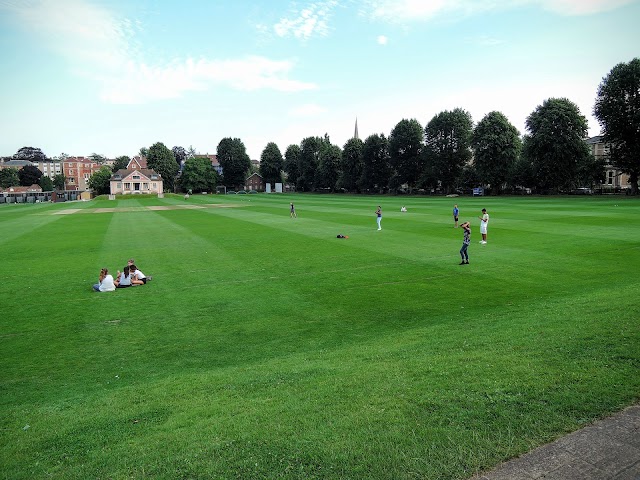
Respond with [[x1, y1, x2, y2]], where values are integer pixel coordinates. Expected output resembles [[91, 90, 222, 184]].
[[2, 59, 638, 195]]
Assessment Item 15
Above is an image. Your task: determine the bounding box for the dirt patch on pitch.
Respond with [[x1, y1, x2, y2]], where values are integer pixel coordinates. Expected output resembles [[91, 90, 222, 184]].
[[52, 204, 244, 214]]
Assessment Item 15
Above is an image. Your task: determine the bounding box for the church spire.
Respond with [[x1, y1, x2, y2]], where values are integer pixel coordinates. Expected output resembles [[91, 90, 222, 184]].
[[354, 117, 359, 140]]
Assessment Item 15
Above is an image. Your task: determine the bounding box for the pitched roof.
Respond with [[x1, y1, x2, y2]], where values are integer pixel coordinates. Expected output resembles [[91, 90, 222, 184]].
[[111, 169, 162, 181]]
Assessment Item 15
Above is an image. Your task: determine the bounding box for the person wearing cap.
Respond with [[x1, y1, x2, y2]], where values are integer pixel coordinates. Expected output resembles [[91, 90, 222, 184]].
[[478, 208, 489, 244], [375, 205, 382, 230]]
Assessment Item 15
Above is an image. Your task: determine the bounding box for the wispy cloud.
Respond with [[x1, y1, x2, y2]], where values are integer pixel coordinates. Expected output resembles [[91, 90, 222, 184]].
[[1, 0, 316, 104], [362, 0, 635, 22], [101, 57, 317, 104], [274, 1, 340, 39], [377, 35, 388, 45]]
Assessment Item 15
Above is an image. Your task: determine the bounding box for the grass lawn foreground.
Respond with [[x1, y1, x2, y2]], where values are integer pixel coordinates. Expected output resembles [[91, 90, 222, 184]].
[[1, 193, 639, 479]]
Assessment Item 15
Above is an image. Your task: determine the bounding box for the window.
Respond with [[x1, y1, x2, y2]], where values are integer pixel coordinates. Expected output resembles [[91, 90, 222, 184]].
[[152, 182, 157, 189], [124, 183, 130, 190], [117, 183, 122, 189], [133, 175, 140, 179]]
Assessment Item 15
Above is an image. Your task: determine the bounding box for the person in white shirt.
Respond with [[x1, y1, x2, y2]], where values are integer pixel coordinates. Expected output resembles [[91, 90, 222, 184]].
[[478, 208, 489, 244], [129, 264, 152, 285], [127, 258, 152, 284], [115, 265, 132, 288], [93, 268, 115, 292]]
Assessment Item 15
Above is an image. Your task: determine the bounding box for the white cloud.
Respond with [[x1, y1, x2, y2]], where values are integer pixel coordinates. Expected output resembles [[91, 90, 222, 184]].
[[101, 57, 317, 104], [274, 1, 339, 39], [362, 0, 636, 22], [1, 0, 316, 104], [377, 35, 388, 45]]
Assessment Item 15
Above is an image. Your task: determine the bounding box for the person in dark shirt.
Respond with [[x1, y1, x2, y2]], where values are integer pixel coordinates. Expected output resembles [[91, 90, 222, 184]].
[[459, 221, 470, 265]]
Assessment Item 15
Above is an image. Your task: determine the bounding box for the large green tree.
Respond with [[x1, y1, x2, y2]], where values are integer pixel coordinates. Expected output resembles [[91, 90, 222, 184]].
[[283, 144, 301, 187], [147, 142, 179, 192], [180, 157, 218, 193], [18, 165, 43, 186], [316, 138, 341, 191], [424, 108, 473, 193], [340, 138, 364, 192], [217, 137, 251, 190], [594, 58, 640, 194], [472, 111, 522, 194], [522, 98, 591, 193], [389, 118, 424, 192], [39, 175, 54, 191], [297, 136, 322, 191], [53, 173, 66, 191], [0, 168, 20, 188], [360, 134, 391, 193], [112, 155, 131, 172], [88, 166, 113, 195], [259, 142, 284, 185]]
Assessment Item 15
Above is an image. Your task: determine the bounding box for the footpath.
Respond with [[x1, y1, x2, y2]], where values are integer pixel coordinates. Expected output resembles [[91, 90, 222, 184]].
[[469, 404, 640, 480]]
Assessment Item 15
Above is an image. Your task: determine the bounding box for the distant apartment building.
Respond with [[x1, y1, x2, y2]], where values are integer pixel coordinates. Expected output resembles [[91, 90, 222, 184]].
[[62, 157, 103, 191], [35, 159, 63, 179]]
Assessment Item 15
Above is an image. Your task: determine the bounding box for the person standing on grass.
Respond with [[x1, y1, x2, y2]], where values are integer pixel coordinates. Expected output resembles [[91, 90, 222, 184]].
[[453, 204, 459, 227], [478, 208, 489, 244], [459, 221, 471, 264], [290, 202, 297, 218], [376, 205, 382, 230], [93, 268, 115, 292]]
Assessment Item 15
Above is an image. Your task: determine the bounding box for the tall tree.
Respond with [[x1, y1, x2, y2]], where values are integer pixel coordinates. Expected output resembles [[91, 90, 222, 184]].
[[13, 146, 47, 161], [259, 142, 284, 185], [172, 146, 187, 168], [340, 137, 364, 192], [594, 58, 640, 194], [139, 147, 149, 157], [360, 134, 391, 193], [316, 139, 341, 191], [112, 155, 131, 172], [523, 98, 591, 193], [18, 165, 43, 186], [217, 137, 251, 189], [147, 142, 179, 192], [298, 136, 322, 191], [472, 111, 522, 194], [180, 157, 218, 193], [0, 168, 20, 188], [88, 166, 112, 195], [283, 144, 301, 187], [39, 175, 54, 191], [53, 173, 66, 191], [389, 118, 424, 192], [424, 108, 473, 193]]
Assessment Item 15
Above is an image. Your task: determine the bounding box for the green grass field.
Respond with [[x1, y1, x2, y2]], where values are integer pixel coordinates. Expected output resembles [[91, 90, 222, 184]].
[[1, 193, 639, 479]]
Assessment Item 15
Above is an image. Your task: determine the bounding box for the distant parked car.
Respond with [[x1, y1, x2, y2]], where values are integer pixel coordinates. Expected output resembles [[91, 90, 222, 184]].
[[572, 187, 592, 195], [236, 190, 247, 194], [249, 190, 258, 194], [226, 190, 236, 194]]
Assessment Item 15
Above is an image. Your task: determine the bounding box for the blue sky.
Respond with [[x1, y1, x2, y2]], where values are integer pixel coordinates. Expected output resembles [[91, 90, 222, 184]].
[[1, 0, 638, 160]]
